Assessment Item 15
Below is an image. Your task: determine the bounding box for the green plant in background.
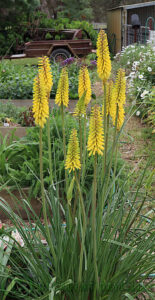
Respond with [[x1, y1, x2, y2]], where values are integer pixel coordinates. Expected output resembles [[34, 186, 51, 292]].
[[0, 61, 38, 99], [0, 59, 95, 100], [0, 101, 25, 124], [114, 43, 155, 132], [45, 32, 52, 40], [0, 32, 154, 299]]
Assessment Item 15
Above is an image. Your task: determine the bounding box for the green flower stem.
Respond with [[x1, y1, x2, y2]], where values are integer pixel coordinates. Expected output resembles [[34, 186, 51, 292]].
[[98, 105, 119, 240], [47, 117, 53, 184], [47, 91, 53, 185], [104, 114, 110, 179], [106, 104, 119, 189], [102, 84, 107, 179], [61, 103, 68, 191], [82, 114, 87, 186], [92, 153, 99, 291], [79, 116, 83, 166], [75, 171, 86, 285], [39, 127, 56, 267], [113, 131, 119, 179]]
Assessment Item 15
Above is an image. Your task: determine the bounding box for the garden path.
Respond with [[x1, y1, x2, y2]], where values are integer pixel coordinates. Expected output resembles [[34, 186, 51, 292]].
[[93, 80, 155, 199]]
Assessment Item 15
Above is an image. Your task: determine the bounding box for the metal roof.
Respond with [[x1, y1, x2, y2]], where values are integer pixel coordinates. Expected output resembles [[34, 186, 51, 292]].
[[108, 1, 155, 10]]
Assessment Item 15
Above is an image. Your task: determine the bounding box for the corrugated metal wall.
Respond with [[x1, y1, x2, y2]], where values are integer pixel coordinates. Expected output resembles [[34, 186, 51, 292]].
[[127, 5, 155, 26], [107, 9, 122, 53]]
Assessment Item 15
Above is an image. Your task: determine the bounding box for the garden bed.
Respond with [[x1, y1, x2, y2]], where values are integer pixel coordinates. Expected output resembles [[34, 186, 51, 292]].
[[0, 187, 42, 220], [0, 126, 28, 139]]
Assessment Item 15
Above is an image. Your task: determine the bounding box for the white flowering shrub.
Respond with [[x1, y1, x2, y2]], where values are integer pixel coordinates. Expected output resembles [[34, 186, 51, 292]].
[[115, 44, 155, 132]]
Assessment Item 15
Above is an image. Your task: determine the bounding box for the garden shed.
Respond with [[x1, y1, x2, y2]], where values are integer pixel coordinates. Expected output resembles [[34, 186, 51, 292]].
[[107, 0, 155, 53]]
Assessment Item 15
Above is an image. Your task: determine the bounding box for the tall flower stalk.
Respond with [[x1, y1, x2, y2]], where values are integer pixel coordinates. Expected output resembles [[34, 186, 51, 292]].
[[65, 129, 86, 286], [39, 56, 53, 184], [97, 29, 111, 179], [74, 91, 86, 168], [102, 80, 114, 178], [32, 72, 56, 267], [55, 67, 69, 190], [87, 105, 104, 292], [78, 66, 91, 185], [112, 69, 126, 178]]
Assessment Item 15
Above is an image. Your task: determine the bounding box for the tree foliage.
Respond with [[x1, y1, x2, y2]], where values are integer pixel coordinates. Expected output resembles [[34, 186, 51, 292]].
[[60, 0, 93, 20], [0, 0, 39, 28]]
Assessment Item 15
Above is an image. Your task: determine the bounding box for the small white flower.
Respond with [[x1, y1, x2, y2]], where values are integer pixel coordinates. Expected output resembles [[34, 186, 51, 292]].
[[147, 67, 152, 72], [136, 111, 140, 116], [133, 61, 139, 66], [138, 74, 143, 79], [127, 61, 130, 65], [141, 90, 149, 98], [12, 230, 24, 247]]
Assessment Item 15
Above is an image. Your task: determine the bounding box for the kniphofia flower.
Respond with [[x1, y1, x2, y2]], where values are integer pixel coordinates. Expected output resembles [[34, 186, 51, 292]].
[[65, 129, 81, 172], [38, 56, 53, 94], [87, 105, 104, 156], [113, 69, 126, 106], [97, 30, 111, 83], [112, 69, 126, 130], [32, 72, 49, 128], [117, 105, 125, 131], [102, 80, 115, 117], [55, 67, 69, 107], [78, 66, 91, 106]]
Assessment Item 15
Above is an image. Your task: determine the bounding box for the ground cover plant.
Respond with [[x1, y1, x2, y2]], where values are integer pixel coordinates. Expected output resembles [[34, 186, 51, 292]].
[[114, 43, 155, 133], [0, 58, 96, 100], [0, 101, 29, 126], [0, 31, 154, 299], [0, 109, 125, 198]]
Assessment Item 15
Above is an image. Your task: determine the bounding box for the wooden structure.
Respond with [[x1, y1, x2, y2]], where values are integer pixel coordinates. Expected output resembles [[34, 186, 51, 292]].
[[107, 1, 155, 53]]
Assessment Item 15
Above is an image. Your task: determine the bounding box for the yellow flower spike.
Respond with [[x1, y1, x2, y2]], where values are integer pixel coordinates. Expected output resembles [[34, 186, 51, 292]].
[[114, 69, 126, 105], [55, 67, 69, 107], [102, 80, 115, 116], [32, 72, 49, 128], [65, 129, 81, 173], [38, 56, 53, 94], [87, 105, 104, 156], [117, 105, 125, 131], [78, 66, 91, 106], [112, 69, 126, 130], [97, 30, 111, 83]]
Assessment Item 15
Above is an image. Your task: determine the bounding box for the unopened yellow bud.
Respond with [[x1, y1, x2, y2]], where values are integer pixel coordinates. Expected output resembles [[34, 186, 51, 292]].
[[38, 56, 53, 95], [65, 129, 81, 172], [55, 67, 69, 107], [112, 69, 126, 130], [32, 73, 49, 128], [78, 66, 91, 106], [87, 105, 104, 156]]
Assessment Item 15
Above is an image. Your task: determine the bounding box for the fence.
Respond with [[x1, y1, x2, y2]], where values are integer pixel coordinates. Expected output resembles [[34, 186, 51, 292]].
[[123, 24, 150, 47]]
